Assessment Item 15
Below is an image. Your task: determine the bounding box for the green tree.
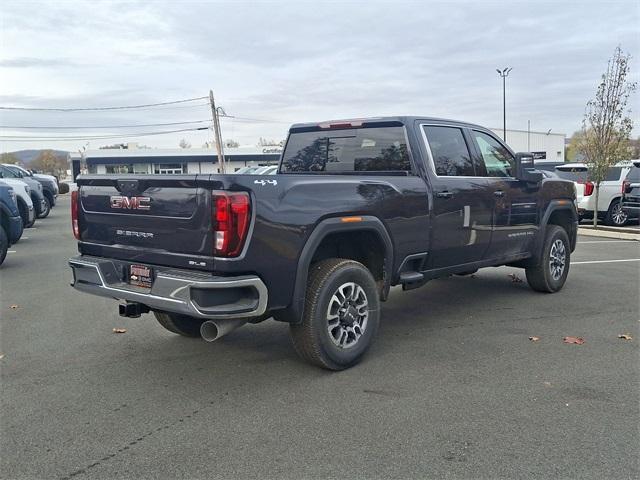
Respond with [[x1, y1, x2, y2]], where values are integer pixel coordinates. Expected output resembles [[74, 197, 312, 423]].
[[578, 46, 637, 227], [0, 152, 19, 164]]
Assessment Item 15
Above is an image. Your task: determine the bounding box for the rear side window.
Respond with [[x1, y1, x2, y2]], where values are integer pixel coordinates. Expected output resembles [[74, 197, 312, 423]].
[[422, 126, 475, 176], [605, 167, 622, 181], [555, 167, 590, 182], [280, 126, 411, 173], [626, 166, 640, 182]]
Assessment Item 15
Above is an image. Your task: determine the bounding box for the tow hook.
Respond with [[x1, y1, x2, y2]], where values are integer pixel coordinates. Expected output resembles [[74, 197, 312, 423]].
[[119, 302, 150, 318]]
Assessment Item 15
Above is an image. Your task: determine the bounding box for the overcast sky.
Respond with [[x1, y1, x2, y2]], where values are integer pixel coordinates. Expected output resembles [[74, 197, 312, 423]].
[[1, 0, 638, 152]]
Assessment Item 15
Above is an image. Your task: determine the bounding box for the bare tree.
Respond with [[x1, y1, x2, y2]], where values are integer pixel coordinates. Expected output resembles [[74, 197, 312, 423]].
[[578, 46, 636, 227], [179, 138, 191, 149], [32, 150, 67, 176]]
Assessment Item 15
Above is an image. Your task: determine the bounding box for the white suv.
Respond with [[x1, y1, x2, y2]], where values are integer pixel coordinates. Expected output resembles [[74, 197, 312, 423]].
[[555, 161, 635, 226]]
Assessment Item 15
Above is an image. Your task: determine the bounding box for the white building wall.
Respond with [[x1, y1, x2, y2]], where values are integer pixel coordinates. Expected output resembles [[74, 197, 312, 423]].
[[97, 165, 106, 174], [490, 129, 565, 162]]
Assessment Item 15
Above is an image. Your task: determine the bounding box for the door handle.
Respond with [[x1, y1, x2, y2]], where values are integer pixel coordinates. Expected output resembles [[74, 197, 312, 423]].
[[493, 190, 505, 197], [436, 191, 453, 199]]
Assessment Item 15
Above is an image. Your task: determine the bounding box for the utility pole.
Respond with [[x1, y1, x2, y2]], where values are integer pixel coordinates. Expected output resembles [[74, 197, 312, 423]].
[[527, 120, 531, 151], [496, 67, 512, 142], [209, 90, 226, 173]]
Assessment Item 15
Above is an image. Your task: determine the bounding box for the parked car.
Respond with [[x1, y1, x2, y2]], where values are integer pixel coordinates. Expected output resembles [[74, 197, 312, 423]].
[[7, 164, 59, 209], [69, 116, 578, 370], [621, 160, 640, 224], [534, 161, 565, 172], [0, 181, 24, 265], [0, 165, 49, 219], [235, 166, 262, 174], [253, 165, 278, 174], [555, 162, 634, 226], [0, 169, 35, 228]]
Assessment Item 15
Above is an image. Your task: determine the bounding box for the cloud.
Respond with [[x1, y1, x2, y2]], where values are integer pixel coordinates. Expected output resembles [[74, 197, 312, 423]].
[[0, 57, 76, 68], [0, 0, 638, 152]]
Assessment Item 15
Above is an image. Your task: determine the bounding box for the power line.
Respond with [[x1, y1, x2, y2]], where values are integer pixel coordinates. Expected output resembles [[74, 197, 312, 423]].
[[0, 126, 210, 141], [0, 119, 212, 129], [0, 96, 209, 112]]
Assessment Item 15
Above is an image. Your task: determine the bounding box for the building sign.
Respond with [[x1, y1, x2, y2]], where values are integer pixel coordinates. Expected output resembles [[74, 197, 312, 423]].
[[262, 147, 282, 154], [531, 151, 546, 160]]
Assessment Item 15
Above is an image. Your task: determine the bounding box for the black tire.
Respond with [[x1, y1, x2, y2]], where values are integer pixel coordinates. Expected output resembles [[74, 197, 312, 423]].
[[525, 225, 570, 293], [290, 258, 380, 370], [604, 200, 627, 227], [0, 227, 8, 266], [153, 311, 205, 337], [17, 200, 35, 228], [37, 197, 51, 219]]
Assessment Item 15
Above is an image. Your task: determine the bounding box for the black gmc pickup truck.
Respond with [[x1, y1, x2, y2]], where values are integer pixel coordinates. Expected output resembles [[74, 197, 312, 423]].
[[69, 116, 578, 370]]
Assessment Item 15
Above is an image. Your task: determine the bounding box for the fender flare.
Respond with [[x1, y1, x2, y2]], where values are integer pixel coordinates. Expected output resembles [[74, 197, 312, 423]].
[[280, 216, 394, 323], [534, 200, 579, 260]]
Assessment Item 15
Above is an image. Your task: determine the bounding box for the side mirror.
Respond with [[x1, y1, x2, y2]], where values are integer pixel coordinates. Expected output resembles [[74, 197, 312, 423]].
[[514, 152, 542, 183]]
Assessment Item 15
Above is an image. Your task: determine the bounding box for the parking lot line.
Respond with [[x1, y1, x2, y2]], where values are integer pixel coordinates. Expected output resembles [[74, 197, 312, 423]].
[[578, 240, 639, 244], [7, 250, 17, 254], [572, 258, 640, 265]]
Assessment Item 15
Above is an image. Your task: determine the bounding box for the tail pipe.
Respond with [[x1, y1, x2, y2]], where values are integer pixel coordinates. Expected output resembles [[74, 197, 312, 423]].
[[200, 318, 247, 342]]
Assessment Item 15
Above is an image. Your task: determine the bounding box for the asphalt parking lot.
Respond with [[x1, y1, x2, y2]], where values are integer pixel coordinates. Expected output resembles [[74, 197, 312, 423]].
[[1, 195, 638, 480]]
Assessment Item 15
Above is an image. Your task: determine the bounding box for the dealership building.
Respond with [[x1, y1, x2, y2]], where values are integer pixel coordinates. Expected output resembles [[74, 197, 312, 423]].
[[489, 128, 565, 162], [70, 145, 282, 178]]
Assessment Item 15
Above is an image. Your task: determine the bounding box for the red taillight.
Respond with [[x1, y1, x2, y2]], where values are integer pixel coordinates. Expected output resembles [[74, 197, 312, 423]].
[[622, 180, 630, 194], [578, 180, 594, 196], [71, 190, 80, 239], [212, 191, 250, 257]]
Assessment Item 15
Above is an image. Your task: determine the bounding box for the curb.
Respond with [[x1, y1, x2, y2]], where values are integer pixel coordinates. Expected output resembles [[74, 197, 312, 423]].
[[579, 225, 639, 234], [578, 227, 640, 241]]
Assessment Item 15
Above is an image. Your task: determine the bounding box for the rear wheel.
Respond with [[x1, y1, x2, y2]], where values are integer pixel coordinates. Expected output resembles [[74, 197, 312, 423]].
[[153, 311, 206, 337], [525, 225, 570, 293], [290, 258, 380, 370], [605, 200, 627, 226]]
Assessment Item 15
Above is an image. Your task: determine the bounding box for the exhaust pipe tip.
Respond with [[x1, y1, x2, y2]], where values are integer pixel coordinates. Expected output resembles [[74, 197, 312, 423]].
[[200, 320, 221, 342], [200, 318, 247, 342]]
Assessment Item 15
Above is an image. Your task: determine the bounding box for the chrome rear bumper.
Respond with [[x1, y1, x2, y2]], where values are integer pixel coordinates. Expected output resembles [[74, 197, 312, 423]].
[[69, 255, 268, 319]]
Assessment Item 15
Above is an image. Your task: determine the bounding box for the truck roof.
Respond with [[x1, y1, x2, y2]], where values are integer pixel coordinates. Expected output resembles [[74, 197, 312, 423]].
[[290, 116, 488, 132]]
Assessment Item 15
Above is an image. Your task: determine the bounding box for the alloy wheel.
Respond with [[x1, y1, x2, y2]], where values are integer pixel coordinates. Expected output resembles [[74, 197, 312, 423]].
[[326, 282, 369, 349]]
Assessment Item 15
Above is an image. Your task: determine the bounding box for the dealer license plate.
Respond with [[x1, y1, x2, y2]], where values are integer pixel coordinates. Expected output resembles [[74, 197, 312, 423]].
[[129, 264, 153, 288]]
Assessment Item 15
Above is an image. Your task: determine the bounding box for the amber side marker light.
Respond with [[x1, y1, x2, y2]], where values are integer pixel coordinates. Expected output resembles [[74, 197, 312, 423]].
[[341, 216, 363, 223]]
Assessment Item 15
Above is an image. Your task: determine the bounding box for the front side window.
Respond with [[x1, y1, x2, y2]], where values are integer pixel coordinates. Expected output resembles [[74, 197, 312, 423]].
[[422, 125, 475, 176], [280, 126, 411, 173], [472, 130, 514, 177]]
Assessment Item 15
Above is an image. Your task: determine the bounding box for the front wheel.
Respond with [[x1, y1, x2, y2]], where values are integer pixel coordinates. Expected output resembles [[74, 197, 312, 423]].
[[37, 197, 51, 219], [605, 200, 627, 227], [525, 225, 570, 293], [290, 258, 380, 370], [153, 311, 206, 337], [0, 227, 8, 266]]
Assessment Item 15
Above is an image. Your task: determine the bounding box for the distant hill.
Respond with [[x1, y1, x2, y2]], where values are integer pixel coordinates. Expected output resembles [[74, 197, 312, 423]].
[[5, 149, 69, 167]]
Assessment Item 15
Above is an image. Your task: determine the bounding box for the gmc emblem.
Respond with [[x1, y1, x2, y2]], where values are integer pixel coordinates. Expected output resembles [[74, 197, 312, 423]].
[[110, 195, 151, 210]]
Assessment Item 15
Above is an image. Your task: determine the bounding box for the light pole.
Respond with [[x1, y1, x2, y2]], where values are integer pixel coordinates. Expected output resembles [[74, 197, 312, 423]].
[[496, 67, 512, 142]]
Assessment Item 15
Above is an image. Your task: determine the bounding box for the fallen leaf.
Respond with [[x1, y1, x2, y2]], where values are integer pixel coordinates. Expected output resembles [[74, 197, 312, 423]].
[[543, 381, 552, 387], [618, 334, 633, 340], [529, 336, 540, 342], [563, 336, 585, 345], [508, 273, 523, 283], [9, 304, 19, 309], [112, 328, 127, 334], [0, 354, 4, 360]]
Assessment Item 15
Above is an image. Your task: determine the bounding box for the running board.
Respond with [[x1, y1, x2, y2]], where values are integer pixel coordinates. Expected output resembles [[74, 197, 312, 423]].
[[399, 271, 425, 290]]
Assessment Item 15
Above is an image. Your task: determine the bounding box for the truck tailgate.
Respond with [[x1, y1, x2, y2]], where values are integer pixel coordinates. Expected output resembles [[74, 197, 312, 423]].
[[77, 175, 215, 271]]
